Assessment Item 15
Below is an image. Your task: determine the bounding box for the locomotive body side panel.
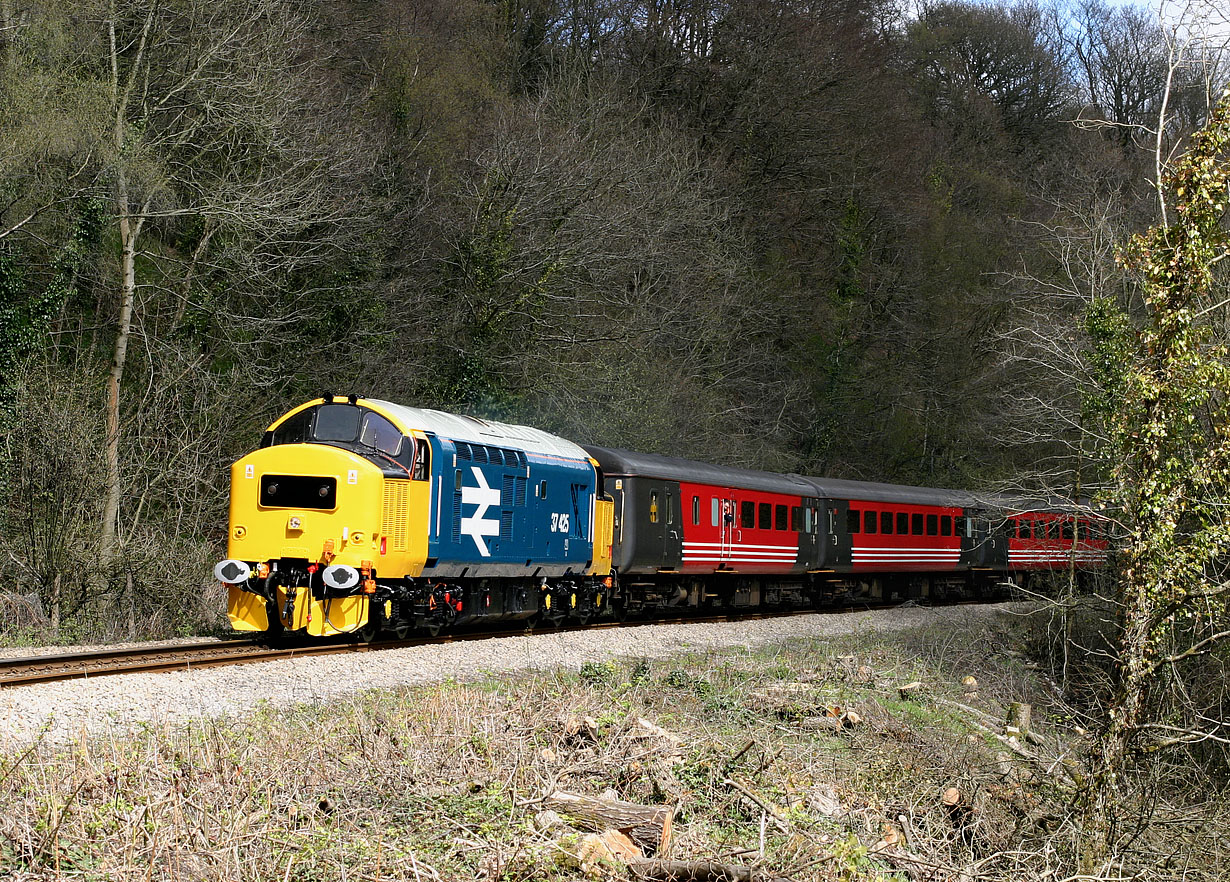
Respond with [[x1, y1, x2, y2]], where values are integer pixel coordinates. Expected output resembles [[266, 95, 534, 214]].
[[420, 437, 597, 578]]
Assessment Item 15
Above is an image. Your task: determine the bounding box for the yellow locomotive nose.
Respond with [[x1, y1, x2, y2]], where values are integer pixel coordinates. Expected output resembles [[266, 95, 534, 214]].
[[224, 442, 387, 634]]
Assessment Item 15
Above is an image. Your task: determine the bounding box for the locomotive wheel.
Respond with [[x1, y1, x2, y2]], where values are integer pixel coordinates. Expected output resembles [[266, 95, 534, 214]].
[[357, 602, 384, 644], [358, 617, 381, 644], [394, 619, 412, 639]]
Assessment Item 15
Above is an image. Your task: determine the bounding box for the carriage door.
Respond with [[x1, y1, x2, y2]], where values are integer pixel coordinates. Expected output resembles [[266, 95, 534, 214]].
[[795, 496, 822, 569], [716, 493, 737, 566], [663, 485, 683, 569], [825, 498, 853, 569]]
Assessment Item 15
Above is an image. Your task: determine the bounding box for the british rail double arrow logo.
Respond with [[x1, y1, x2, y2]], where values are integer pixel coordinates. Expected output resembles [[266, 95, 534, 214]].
[[460, 467, 501, 556]]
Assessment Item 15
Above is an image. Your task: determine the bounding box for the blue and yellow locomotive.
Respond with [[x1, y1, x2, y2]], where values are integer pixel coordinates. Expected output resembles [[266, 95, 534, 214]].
[[215, 396, 614, 637]]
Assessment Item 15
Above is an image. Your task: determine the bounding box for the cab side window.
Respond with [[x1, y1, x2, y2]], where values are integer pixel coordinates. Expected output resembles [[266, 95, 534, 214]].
[[412, 438, 430, 480]]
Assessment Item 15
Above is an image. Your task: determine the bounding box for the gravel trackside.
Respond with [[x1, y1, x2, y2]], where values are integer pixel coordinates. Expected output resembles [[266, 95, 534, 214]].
[[0, 602, 1026, 747]]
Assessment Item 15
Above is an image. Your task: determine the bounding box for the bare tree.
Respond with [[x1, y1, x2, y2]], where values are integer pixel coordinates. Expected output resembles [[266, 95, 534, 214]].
[[92, 0, 364, 584]]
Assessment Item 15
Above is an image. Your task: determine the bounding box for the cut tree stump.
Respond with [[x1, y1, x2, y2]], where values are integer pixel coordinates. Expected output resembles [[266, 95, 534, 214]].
[[1005, 702, 1032, 738], [898, 681, 925, 700], [942, 786, 972, 833], [545, 791, 674, 855]]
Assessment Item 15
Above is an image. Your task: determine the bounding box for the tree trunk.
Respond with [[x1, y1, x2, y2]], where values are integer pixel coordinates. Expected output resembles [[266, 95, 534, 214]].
[[98, 180, 138, 584], [49, 574, 60, 637], [1082, 568, 1152, 869], [126, 571, 135, 639], [98, 1, 153, 589]]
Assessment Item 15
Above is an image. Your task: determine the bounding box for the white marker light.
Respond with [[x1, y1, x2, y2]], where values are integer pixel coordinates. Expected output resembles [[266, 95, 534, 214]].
[[214, 559, 253, 584], [322, 565, 361, 592]]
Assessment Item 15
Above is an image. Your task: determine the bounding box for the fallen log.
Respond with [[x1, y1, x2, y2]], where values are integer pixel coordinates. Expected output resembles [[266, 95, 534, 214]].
[[545, 791, 674, 855], [627, 858, 754, 881]]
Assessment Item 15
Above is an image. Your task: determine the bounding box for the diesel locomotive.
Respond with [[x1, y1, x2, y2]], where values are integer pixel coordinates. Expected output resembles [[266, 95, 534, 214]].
[[215, 396, 1108, 638]]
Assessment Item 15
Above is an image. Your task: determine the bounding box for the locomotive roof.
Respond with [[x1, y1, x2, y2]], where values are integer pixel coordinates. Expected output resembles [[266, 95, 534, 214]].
[[369, 400, 592, 462], [583, 445, 817, 495]]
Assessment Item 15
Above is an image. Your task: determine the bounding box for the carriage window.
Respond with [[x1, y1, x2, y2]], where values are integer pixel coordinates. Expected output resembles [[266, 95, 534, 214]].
[[1078, 521, 1089, 541], [712, 497, 719, 527], [1062, 519, 1074, 540], [693, 496, 700, 526], [791, 506, 801, 531], [759, 502, 772, 529], [926, 514, 938, 535], [650, 491, 659, 524], [666, 493, 674, 525], [775, 505, 788, 530], [359, 412, 403, 457], [965, 517, 973, 537], [864, 510, 877, 533], [897, 512, 908, 534], [847, 509, 861, 533], [1018, 519, 1031, 539], [741, 501, 755, 528], [881, 512, 893, 534], [912, 513, 923, 535], [941, 515, 952, 536]]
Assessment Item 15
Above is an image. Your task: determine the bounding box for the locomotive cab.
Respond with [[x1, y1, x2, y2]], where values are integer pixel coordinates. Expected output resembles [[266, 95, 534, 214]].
[[217, 398, 431, 637]]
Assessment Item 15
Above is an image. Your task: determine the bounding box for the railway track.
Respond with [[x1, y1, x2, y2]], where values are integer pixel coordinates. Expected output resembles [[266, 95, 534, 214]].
[[0, 601, 972, 688]]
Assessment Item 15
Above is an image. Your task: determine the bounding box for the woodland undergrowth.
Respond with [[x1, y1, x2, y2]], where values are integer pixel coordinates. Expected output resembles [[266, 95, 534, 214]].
[[0, 614, 1224, 881]]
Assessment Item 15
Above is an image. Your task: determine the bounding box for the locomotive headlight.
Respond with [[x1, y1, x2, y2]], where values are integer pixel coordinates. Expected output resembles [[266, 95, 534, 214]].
[[288, 516, 303, 531], [214, 559, 252, 584], [322, 565, 361, 592]]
